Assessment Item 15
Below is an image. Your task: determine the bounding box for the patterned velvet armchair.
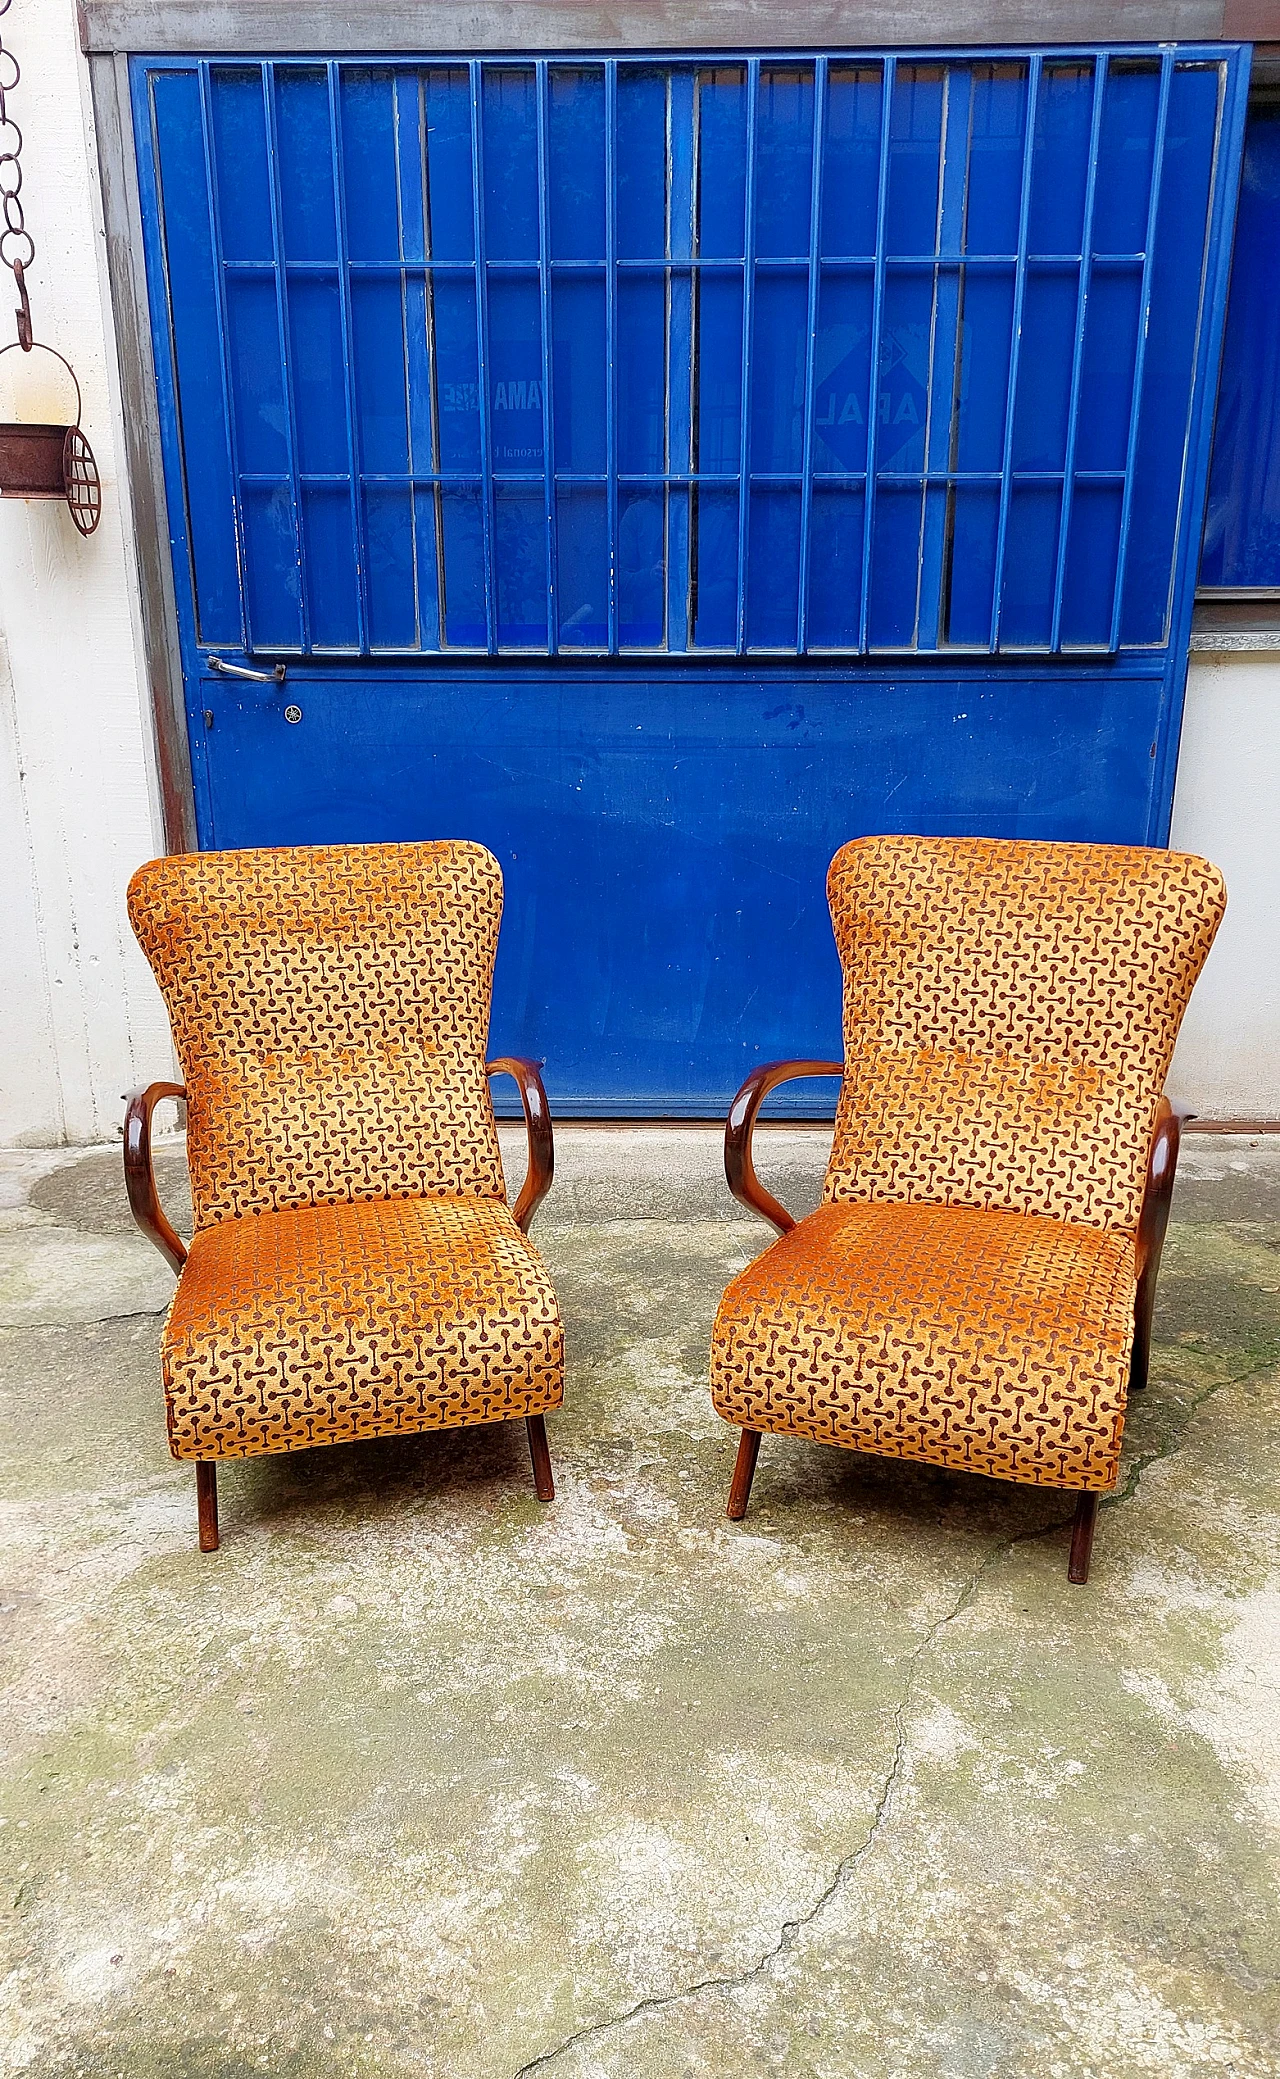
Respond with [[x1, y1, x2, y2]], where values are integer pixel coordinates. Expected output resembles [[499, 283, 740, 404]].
[[710, 836, 1226, 1583], [125, 841, 562, 1552]]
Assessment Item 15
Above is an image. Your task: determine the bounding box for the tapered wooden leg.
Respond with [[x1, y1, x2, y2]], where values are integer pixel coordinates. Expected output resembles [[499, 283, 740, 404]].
[[727, 1427, 762, 1521], [195, 1461, 219, 1553], [526, 1415, 555, 1502], [1129, 1303, 1154, 1392], [1068, 1491, 1099, 1585]]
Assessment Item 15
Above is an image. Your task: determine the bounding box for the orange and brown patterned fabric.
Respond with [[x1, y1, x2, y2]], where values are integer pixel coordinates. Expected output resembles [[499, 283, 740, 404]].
[[163, 1194, 562, 1462], [711, 836, 1226, 1493], [127, 842, 507, 1230], [128, 841, 563, 1464]]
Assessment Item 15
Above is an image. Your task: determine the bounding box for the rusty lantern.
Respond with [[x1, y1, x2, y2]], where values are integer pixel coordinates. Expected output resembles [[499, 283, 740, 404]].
[[0, 338, 101, 535]]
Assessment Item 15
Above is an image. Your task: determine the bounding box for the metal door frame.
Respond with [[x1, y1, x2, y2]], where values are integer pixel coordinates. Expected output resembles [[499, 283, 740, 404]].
[[84, 2, 1257, 854]]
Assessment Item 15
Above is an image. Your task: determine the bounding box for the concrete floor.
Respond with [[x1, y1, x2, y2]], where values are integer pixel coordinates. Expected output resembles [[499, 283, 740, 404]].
[[2, 1125, 1279, 2078]]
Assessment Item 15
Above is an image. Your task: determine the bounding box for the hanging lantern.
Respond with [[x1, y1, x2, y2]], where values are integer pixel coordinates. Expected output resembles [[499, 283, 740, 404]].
[[0, 2, 101, 534], [0, 338, 101, 534]]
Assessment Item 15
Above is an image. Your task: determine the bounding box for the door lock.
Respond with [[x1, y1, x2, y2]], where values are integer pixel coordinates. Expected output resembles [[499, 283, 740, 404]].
[[208, 655, 287, 684]]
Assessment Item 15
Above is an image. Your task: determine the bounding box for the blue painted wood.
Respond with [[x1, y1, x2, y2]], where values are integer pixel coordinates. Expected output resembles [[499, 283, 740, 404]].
[[130, 43, 1248, 1112]]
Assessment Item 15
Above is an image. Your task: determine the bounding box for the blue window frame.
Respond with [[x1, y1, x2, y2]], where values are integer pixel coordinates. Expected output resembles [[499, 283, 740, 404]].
[[142, 48, 1240, 661], [1200, 89, 1280, 593]]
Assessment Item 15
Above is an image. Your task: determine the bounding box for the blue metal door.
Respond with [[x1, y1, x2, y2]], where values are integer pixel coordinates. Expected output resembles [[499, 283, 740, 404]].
[[132, 46, 1248, 1113]]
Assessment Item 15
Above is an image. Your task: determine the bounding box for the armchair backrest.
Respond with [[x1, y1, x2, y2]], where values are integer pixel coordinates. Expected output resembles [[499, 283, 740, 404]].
[[128, 841, 506, 1229], [823, 835, 1225, 1233]]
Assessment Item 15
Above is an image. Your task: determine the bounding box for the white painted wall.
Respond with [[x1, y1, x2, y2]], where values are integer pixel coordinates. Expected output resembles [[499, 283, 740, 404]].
[[0, 0, 169, 1145], [0, 7, 1274, 1141], [1169, 647, 1280, 1120]]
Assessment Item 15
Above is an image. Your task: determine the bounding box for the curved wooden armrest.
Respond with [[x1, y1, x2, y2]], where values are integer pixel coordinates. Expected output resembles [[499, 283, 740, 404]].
[[1130, 1094, 1192, 1394], [487, 1057, 554, 1234], [725, 1060, 844, 1236], [1136, 1095, 1190, 1283], [123, 1082, 188, 1275]]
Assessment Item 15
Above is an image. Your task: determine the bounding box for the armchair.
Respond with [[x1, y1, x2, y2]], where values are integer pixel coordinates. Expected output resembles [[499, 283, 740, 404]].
[[711, 835, 1226, 1584], [125, 840, 564, 1551]]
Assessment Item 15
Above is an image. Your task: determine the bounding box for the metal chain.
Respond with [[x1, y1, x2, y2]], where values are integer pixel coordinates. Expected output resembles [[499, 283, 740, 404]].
[[0, 0, 34, 346]]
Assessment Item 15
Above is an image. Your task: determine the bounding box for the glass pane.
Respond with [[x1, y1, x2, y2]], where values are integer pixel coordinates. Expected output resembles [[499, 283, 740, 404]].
[[618, 277, 666, 475], [954, 268, 1013, 472], [1201, 95, 1280, 588], [364, 484, 417, 647], [944, 486, 998, 645], [340, 71, 403, 263], [877, 271, 931, 476], [482, 67, 538, 262], [424, 69, 475, 263], [808, 486, 865, 646], [619, 488, 665, 646], [276, 70, 337, 262], [822, 66, 883, 258], [495, 486, 547, 645], [868, 485, 923, 646], [751, 271, 807, 473], [755, 67, 814, 260], [1074, 268, 1141, 472], [226, 277, 289, 474], [351, 277, 409, 475], [209, 69, 273, 263], [1000, 482, 1061, 646], [691, 487, 739, 645], [1011, 266, 1078, 471], [1121, 62, 1221, 645], [964, 63, 1028, 255], [550, 67, 606, 261], [1061, 482, 1122, 646], [694, 275, 743, 473], [1028, 63, 1094, 254], [617, 69, 668, 259], [433, 279, 481, 471], [301, 486, 360, 647], [1093, 62, 1160, 255], [813, 271, 872, 474], [886, 65, 944, 256], [695, 69, 747, 258], [552, 277, 607, 473], [290, 278, 348, 475], [440, 487, 487, 646], [557, 486, 609, 647], [488, 275, 545, 475], [242, 482, 302, 649], [747, 486, 800, 646]]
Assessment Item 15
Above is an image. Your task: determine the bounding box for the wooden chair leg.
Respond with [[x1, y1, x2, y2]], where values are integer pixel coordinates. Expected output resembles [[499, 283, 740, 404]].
[[526, 1415, 555, 1503], [727, 1428, 762, 1521], [1067, 1491, 1099, 1585], [195, 1461, 219, 1552]]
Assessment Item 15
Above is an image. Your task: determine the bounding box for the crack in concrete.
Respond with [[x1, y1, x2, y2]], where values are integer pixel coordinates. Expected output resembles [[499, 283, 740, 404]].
[[510, 1538, 1007, 2078], [1110, 1344, 1278, 1514], [0, 1309, 166, 1331], [510, 1348, 1280, 2077]]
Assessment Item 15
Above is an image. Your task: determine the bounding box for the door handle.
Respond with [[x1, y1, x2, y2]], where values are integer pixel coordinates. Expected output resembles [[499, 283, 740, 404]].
[[207, 656, 287, 684]]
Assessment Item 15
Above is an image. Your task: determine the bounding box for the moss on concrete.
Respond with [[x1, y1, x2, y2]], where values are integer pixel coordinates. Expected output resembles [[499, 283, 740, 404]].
[[2, 1143, 1279, 2076]]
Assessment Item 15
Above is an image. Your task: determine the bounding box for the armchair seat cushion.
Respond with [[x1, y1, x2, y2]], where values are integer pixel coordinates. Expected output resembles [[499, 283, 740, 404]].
[[162, 1194, 563, 1462], [710, 1201, 1136, 1492]]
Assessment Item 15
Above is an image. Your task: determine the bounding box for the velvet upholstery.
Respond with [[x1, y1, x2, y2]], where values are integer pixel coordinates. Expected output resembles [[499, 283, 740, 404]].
[[711, 836, 1226, 1494], [128, 841, 563, 1467]]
